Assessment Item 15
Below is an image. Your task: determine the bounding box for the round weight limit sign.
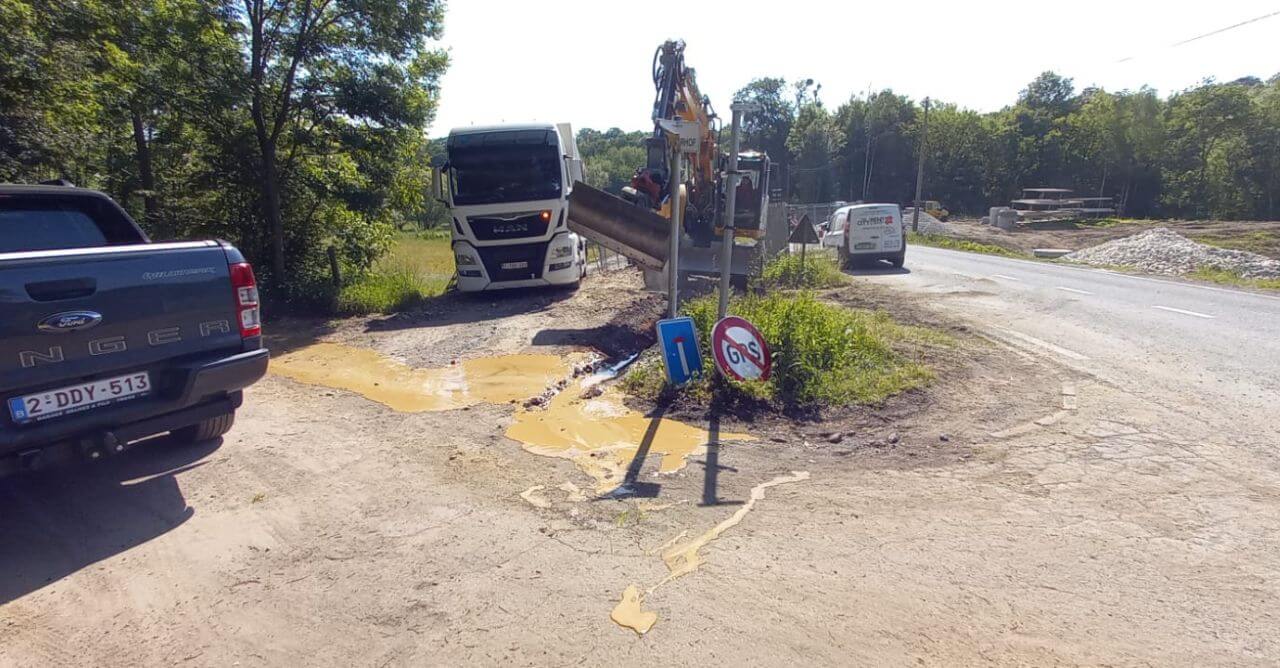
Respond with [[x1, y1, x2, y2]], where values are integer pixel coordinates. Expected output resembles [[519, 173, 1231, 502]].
[[711, 316, 772, 382]]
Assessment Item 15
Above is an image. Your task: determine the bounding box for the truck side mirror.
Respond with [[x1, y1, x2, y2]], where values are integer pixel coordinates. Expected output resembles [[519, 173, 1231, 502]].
[[431, 167, 445, 203]]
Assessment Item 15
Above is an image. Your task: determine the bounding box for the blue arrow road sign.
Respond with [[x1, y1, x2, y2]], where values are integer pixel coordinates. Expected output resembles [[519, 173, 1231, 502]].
[[656, 317, 703, 386]]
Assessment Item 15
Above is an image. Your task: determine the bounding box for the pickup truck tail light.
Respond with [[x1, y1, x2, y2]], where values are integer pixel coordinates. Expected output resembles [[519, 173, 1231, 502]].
[[229, 262, 261, 338]]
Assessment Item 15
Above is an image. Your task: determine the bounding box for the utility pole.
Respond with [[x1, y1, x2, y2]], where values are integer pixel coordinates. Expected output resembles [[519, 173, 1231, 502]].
[[911, 97, 931, 233]]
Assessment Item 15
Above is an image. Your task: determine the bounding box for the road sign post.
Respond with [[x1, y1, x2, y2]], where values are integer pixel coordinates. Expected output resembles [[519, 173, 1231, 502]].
[[657, 119, 702, 318], [718, 102, 759, 320], [787, 217, 821, 288], [711, 316, 772, 382], [656, 317, 703, 386]]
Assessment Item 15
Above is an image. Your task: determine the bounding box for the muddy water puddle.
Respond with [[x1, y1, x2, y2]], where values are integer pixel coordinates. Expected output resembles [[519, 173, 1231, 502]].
[[272, 342, 793, 638], [508, 387, 751, 493], [271, 342, 749, 489], [271, 342, 581, 411], [612, 471, 810, 635]]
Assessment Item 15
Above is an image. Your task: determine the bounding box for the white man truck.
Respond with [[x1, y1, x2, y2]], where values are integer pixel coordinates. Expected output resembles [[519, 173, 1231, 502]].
[[432, 123, 587, 292]]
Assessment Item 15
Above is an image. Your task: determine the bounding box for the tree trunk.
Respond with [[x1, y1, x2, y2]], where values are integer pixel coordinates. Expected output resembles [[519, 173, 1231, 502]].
[[252, 119, 287, 283], [244, 0, 312, 285], [130, 109, 159, 233]]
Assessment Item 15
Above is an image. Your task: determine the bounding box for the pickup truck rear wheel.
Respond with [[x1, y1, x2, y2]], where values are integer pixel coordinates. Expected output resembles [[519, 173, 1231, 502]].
[[172, 412, 236, 443]]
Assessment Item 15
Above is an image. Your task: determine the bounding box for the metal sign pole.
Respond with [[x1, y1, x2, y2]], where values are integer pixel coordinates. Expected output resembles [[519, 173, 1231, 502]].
[[668, 144, 682, 318], [718, 103, 756, 319], [799, 232, 806, 287]]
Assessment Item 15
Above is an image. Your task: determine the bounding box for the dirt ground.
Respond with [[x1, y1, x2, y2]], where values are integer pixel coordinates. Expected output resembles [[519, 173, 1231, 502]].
[[2, 268, 1277, 666], [942, 217, 1280, 259]]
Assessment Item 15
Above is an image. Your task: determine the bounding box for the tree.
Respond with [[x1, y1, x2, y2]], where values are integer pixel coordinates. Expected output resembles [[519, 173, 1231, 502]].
[[733, 77, 795, 174], [832, 90, 916, 204], [1019, 71, 1077, 117], [917, 103, 990, 213], [1065, 89, 1124, 198], [577, 127, 647, 194], [786, 102, 844, 203], [1162, 81, 1254, 217], [1250, 79, 1280, 218], [231, 0, 447, 285], [0, 0, 106, 183], [95, 1, 241, 235]]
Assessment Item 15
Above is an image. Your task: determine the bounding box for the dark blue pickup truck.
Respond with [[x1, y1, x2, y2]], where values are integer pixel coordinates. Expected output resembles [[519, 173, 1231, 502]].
[[0, 184, 268, 475]]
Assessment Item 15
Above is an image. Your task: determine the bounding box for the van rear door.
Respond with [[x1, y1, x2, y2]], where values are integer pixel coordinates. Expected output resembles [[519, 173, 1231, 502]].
[[846, 205, 903, 254]]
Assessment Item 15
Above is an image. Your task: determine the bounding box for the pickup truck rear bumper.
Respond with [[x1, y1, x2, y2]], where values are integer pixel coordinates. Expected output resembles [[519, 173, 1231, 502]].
[[0, 348, 269, 472]]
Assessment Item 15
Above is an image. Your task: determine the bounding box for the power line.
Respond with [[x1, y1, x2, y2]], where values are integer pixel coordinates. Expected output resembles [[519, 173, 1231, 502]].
[[1116, 9, 1280, 63], [1171, 8, 1280, 47]]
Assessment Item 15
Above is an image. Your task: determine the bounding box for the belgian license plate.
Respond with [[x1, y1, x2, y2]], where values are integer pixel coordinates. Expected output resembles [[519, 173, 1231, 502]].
[[854, 242, 876, 250], [8, 372, 151, 424], [501, 261, 528, 270]]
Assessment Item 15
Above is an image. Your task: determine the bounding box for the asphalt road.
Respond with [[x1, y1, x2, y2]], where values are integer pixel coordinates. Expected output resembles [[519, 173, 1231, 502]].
[[857, 245, 1280, 442]]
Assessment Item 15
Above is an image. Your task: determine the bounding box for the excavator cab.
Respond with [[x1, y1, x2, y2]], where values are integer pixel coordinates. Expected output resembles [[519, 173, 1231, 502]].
[[723, 150, 770, 239]]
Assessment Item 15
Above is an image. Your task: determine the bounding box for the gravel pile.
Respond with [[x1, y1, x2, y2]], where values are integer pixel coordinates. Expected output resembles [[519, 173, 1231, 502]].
[[902, 208, 955, 235], [1065, 227, 1280, 279]]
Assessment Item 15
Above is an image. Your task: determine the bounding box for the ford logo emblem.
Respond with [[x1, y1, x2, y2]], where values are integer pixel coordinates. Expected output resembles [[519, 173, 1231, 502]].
[[38, 310, 104, 334]]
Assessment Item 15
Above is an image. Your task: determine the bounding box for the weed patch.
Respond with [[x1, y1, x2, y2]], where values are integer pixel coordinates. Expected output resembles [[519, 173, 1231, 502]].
[[760, 251, 846, 288], [1192, 231, 1279, 258], [335, 232, 455, 314], [1188, 266, 1280, 291], [623, 292, 950, 410], [907, 232, 1022, 258], [336, 264, 450, 314]]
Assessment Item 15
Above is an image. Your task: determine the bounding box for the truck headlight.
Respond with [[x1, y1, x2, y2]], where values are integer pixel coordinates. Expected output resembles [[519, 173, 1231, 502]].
[[455, 252, 477, 266], [551, 245, 574, 259]]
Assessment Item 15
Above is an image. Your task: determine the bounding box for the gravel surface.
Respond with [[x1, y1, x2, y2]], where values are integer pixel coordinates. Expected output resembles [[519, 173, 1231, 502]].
[[1065, 227, 1280, 279]]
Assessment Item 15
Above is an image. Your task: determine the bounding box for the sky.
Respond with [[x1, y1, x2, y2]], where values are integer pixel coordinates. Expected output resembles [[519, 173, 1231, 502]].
[[429, 0, 1280, 134]]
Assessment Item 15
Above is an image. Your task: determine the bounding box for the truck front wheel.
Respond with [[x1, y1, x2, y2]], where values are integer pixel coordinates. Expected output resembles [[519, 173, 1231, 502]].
[[172, 412, 236, 443]]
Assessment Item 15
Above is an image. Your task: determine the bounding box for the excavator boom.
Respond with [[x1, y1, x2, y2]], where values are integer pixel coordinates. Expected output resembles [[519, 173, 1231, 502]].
[[565, 40, 773, 275]]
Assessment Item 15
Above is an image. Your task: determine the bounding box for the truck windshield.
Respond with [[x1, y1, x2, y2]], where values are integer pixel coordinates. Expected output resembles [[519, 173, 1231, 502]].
[[449, 145, 562, 206]]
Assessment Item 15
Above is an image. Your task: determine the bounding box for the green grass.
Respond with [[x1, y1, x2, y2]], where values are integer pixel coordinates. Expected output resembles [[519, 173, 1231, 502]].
[[613, 507, 649, 527], [336, 232, 455, 314], [382, 230, 456, 273], [622, 292, 952, 410], [1188, 266, 1280, 291], [1191, 231, 1279, 256], [760, 250, 846, 289], [907, 232, 1023, 258]]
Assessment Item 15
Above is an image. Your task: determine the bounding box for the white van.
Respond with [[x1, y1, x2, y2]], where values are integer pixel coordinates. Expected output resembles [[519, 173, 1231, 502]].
[[821, 203, 906, 268]]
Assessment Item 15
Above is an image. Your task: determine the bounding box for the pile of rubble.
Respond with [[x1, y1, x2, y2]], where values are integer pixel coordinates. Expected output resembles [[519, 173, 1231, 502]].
[[1065, 228, 1280, 279]]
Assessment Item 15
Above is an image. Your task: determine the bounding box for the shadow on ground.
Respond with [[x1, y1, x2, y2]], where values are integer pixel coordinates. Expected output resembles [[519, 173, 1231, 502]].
[[0, 436, 221, 605], [843, 261, 912, 277], [261, 317, 338, 356], [530, 291, 665, 358], [363, 286, 577, 333]]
